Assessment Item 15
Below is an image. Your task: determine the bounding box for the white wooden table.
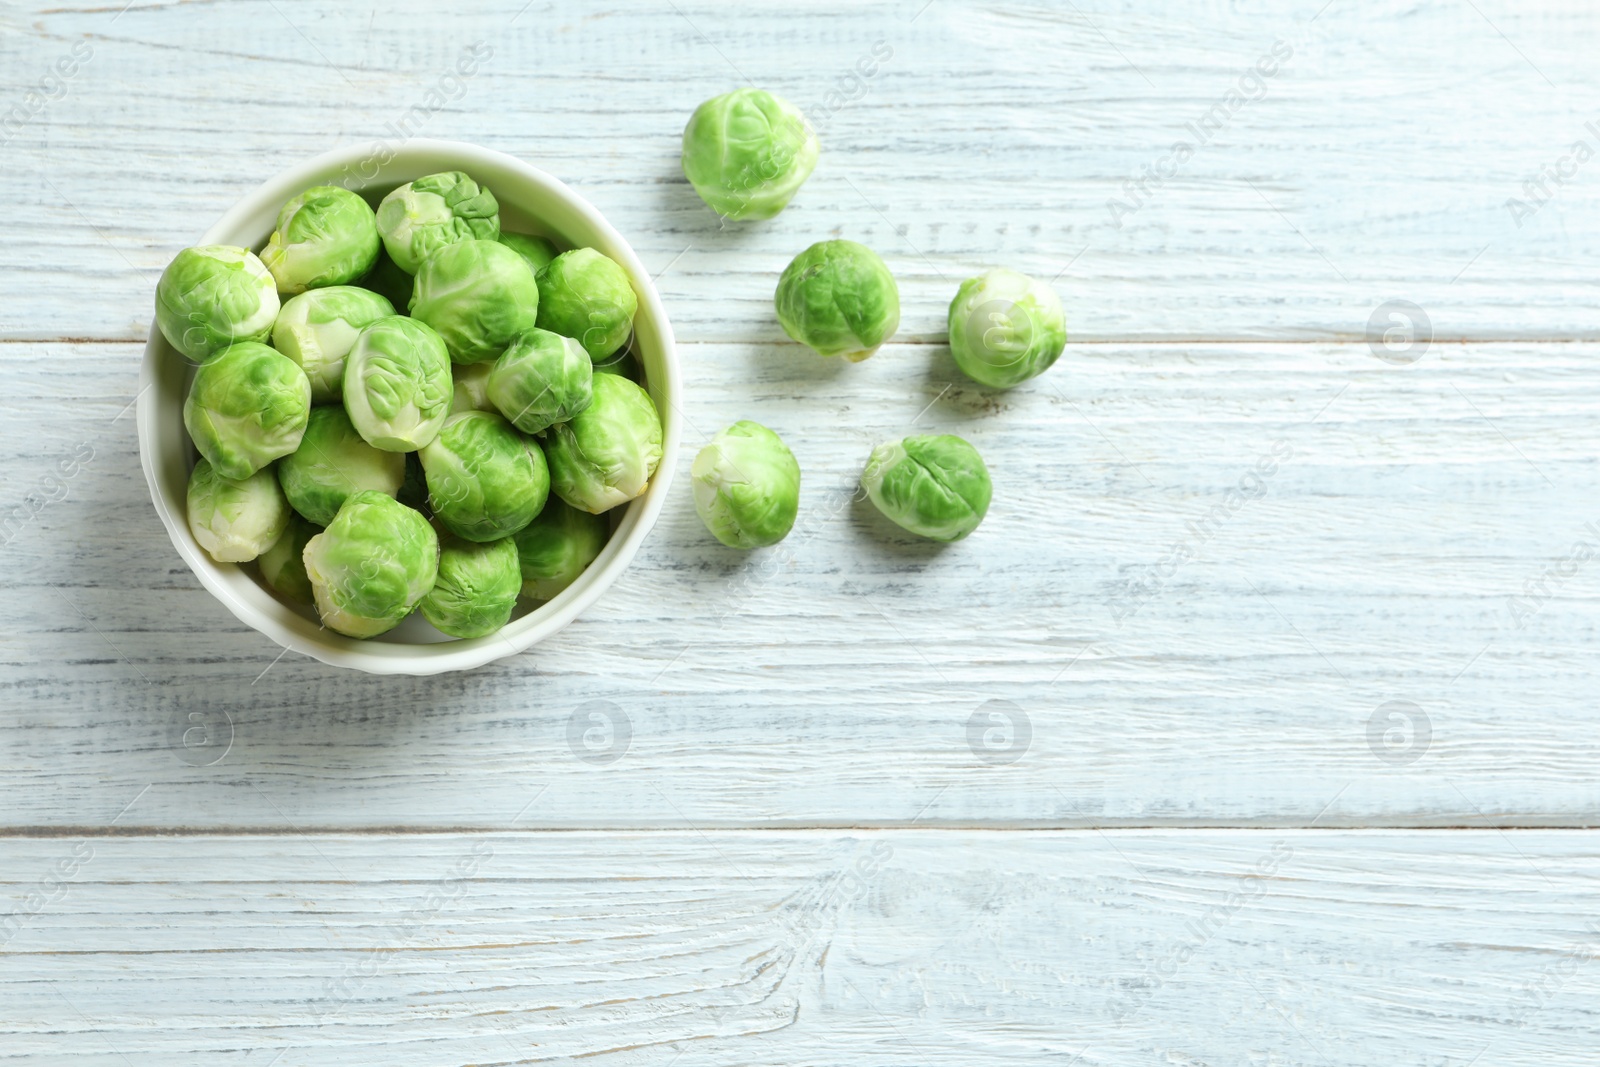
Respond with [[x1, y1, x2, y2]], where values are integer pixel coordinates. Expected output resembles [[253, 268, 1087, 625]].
[[4, 1, 1599, 1062]]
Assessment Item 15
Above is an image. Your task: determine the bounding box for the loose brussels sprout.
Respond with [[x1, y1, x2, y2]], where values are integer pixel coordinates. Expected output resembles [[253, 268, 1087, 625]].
[[186, 458, 290, 563], [358, 247, 415, 310], [155, 245, 280, 362], [420, 410, 550, 542], [512, 496, 607, 600], [681, 88, 819, 220], [450, 360, 496, 414], [486, 327, 593, 434], [692, 421, 800, 549], [947, 269, 1067, 388], [260, 185, 382, 295], [774, 240, 900, 361], [410, 239, 540, 365], [271, 286, 396, 402], [861, 434, 991, 542], [303, 491, 438, 638], [375, 171, 500, 274], [534, 248, 637, 361], [183, 341, 311, 481], [342, 316, 453, 452], [498, 231, 559, 274], [258, 512, 319, 602], [420, 535, 522, 639], [277, 405, 406, 525], [545, 373, 663, 514]]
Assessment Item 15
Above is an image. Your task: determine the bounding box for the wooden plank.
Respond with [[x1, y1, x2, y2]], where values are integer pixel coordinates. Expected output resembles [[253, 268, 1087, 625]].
[[2, 830, 1598, 1064], [2, 0, 1598, 343], [4, 339, 1598, 828]]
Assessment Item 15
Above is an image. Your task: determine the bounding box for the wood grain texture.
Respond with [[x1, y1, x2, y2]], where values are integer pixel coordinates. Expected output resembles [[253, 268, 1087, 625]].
[[1, 0, 1598, 343], [4, 831, 1600, 1065], [5, 3, 1600, 1059], [4, 338, 1597, 829]]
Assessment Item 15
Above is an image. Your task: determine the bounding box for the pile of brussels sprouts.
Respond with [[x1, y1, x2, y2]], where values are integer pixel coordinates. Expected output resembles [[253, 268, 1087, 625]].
[[155, 89, 1067, 645], [679, 88, 1066, 549], [158, 171, 660, 640]]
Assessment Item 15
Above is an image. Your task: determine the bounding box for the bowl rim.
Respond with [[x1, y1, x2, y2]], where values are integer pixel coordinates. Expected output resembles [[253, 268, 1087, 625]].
[[136, 139, 680, 675]]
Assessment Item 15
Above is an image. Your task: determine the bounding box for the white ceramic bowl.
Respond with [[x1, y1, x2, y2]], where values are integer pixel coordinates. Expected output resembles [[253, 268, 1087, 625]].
[[137, 140, 679, 675]]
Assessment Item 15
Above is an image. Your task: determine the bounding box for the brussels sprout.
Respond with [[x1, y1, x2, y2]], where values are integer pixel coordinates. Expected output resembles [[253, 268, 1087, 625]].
[[410, 239, 540, 365], [486, 327, 593, 434], [512, 496, 607, 600], [375, 171, 500, 274], [277, 406, 406, 526], [258, 512, 319, 602], [692, 421, 800, 549], [420, 535, 522, 639], [861, 434, 991, 542], [271, 286, 395, 402], [342, 316, 453, 452], [183, 341, 311, 481], [499, 231, 559, 273], [947, 269, 1066, 388], [186, 458, 290, 563], [681, 88, 819, 220], [534, 248, 637, 361], [303, 491, 438, 638], [420, 410, 550, 542], [155, 245, 280, 362], [450, 360, 496, 414], [545, 373, 663, 514], [358, 247, 415, 310], [260, 185, 381, 295], [774, 240, 900, 361]]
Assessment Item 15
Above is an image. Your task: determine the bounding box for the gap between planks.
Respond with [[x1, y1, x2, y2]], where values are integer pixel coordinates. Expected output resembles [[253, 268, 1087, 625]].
[[2, 823, 1598, 838]]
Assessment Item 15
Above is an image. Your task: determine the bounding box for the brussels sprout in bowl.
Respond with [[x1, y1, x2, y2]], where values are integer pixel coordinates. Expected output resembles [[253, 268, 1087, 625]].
[[137, 140, 681, 675]]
